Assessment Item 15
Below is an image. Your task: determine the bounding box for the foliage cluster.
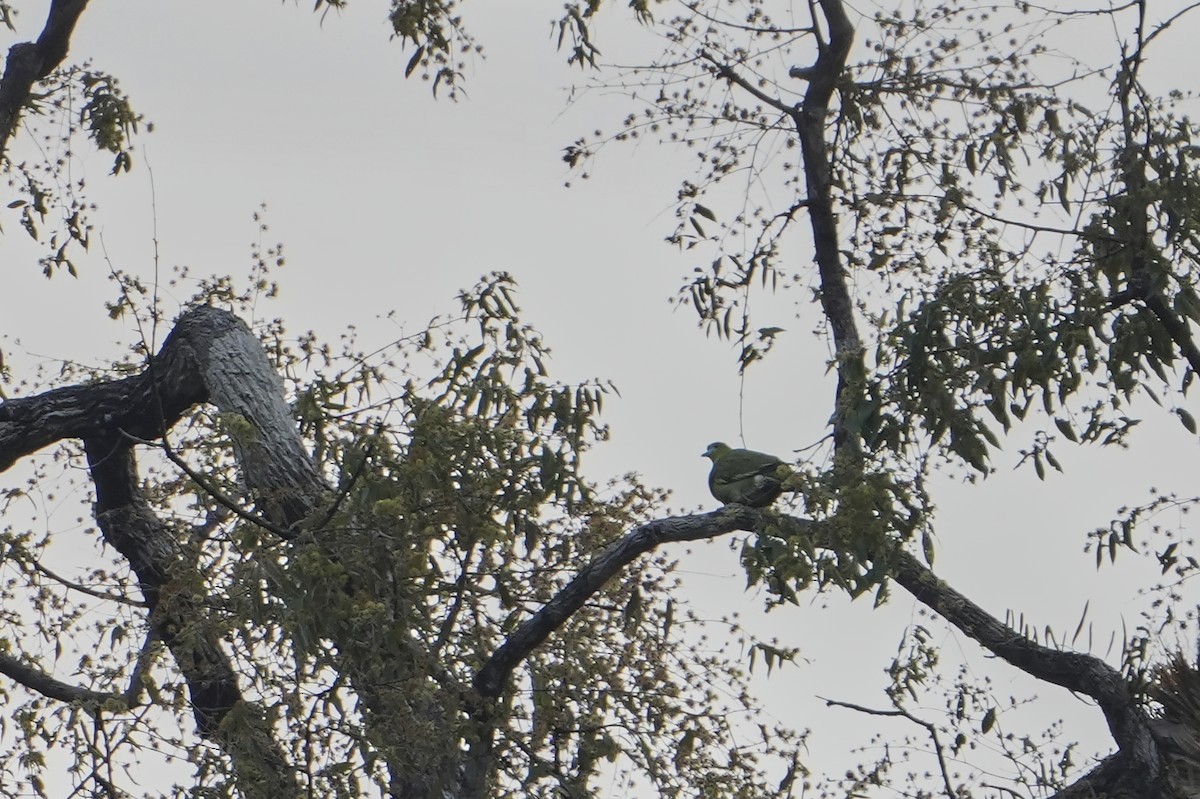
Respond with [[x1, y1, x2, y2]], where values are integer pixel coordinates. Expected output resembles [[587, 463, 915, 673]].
[[0, 257, 800, 796]]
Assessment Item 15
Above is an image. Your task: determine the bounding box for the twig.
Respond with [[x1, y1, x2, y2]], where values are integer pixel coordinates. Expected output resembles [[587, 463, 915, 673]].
[[120, 430, 294, 541], [823, 696, 957, 799], [309, 428, 380, 532], [27, 557, 145, 607]]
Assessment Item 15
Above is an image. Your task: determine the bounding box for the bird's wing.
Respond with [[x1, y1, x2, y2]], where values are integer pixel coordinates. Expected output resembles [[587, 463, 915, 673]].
[[714, 452, 783, 484]]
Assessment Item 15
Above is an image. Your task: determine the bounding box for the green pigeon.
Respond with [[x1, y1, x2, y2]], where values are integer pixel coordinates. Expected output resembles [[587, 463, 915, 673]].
[[702, 442, 787, 508]]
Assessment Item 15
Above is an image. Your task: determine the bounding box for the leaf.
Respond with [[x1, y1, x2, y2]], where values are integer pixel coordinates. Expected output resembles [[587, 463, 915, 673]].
[[1160, 542, 1179, 574], [1071, 600, 1089, 646], [1044, 449, 1062, 472], [1177, 408, 1197, 435], [694, 203, 716, 221], [1054, 418, 1078, 443], [405, 46, 425, 78], [981, 707, 997, 734]]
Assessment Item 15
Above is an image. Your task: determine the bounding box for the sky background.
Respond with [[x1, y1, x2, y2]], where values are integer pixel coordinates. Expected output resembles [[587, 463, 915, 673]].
[[3, 0, 1200, 792]]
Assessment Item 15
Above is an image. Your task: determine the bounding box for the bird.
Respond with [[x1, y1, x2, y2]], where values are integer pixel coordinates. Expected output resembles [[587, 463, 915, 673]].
[[701, 442, 787, 508]]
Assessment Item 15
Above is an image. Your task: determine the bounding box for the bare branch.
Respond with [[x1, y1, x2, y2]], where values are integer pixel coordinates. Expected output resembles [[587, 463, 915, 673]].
[[25, 554, 145, 607], [474, 504, 785, 697], [702, 52, 795, 116], [823, 697, 957, 799], [0, 650, 116, 706]]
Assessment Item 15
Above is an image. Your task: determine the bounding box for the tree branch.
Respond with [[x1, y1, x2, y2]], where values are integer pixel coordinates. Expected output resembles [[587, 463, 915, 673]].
[[0, 306, 327, 526], [482, 502, 1166, 796], [0, 0, 90, 160], [123, 431, 295, 541], [888, 547, 1165, 793], [822, 696, 956, 799], [799, 0, 865, 458], [84, 432, 301, 798], [0, 649, 116, 706], [702, 52, 795, 116], [474, 505, 793, 697]]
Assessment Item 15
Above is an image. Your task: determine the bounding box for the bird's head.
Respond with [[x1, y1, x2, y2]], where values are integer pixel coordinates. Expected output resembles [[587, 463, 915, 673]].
[[702, 442, 732, 461]]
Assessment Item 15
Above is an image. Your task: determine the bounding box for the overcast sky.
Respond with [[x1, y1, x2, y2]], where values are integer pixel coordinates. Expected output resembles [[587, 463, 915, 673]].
[[4, 0, 1200, 792]]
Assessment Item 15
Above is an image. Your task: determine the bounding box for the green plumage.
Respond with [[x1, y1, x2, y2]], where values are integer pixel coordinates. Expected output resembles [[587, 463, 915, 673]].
[[702, 441, 787, 508]]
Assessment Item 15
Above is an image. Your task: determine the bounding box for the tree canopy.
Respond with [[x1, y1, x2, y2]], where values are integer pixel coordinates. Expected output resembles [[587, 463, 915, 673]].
[[4, 1, 1200, 798]]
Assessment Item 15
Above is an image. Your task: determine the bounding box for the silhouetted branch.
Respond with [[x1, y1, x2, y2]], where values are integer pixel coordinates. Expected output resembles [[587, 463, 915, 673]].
[[0, 0, 90, 159], [0, 650, 116, 705], [474, 504, 788, 697], [888, 547, 1165, 794], [823, 696, 957, 799]]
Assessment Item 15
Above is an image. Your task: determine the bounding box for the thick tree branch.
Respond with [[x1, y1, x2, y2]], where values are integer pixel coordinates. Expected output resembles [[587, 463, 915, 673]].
[[467, 505, 788, 799], [704, 2, 860, 448], [780, 0, 866, 463], [703, 1, 864, 463], [84, 432, 301, 799], [475, 505, 798, 697], [0, 310, 208, 472], [6, 307, 468, 797], [0, 307, 317, 795], [0, 650, 116, 706], [0, 306, 327, 526], [0, 628, 155, 718], [888, 547, 1166, 795], [484, 504, 1166, 797], [0, 0, 90, 160], [802, 1, 863, 452]]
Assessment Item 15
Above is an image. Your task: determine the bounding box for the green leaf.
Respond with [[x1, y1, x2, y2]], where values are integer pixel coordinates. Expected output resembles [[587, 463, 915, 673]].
[[1054, 418, 1078, 443], [405, 46, 425, 78]]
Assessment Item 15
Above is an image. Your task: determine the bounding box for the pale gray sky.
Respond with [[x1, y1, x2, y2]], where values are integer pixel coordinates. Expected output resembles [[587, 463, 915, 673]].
[[3, 0, 1199, 793]]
